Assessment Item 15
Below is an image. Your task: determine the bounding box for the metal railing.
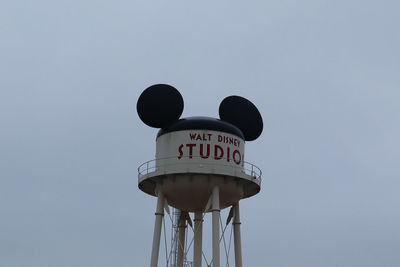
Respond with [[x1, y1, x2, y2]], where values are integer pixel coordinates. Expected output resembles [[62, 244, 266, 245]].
[[138, 156, 262, 183]]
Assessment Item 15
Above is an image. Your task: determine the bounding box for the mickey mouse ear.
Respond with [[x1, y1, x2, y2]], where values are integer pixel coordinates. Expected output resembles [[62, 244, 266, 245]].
[[137, 84, 184, 128], [219, 96, 263, 141]]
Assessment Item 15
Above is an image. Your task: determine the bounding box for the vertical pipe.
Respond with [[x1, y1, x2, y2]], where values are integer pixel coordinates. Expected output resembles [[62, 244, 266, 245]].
[[172, 209, 180, 267], [177, 213, 186, 267], [150, 186, 165, 267], [193, 211, 203, 267], [212, 186, 220, 267], [233, 203, 243, 267]]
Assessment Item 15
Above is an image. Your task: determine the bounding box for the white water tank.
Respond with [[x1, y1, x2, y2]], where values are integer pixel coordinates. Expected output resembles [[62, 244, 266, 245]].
[[137, 85, 263, 212]]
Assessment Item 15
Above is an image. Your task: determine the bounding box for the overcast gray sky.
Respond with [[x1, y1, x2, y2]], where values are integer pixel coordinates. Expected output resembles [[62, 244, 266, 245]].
[[1, 0, 400, 266]]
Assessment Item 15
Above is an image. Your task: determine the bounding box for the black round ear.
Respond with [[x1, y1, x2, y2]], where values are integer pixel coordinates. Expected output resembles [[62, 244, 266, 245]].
[[219, 96, 263, 141], [137, 84, 184, 128]]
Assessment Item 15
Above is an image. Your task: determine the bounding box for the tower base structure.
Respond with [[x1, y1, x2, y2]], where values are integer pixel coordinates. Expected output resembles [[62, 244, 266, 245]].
[[150, 189, 244, 267], [140, 163, 260, 267]]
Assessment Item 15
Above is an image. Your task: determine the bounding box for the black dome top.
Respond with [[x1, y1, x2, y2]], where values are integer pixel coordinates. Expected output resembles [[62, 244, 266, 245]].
[[157, 116, 245, 139]]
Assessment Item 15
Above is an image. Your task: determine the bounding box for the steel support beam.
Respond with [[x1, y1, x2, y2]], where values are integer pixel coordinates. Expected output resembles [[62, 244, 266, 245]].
[[150, 186, 165, 267], [193, 211, 203, 267], [177, 212, 186, 267], [233, 203, 243, 267], [212, 186, 220, 267]]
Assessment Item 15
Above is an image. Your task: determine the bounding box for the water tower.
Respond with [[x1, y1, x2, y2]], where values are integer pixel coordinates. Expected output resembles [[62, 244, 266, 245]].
[[137, 84, 263, 267]]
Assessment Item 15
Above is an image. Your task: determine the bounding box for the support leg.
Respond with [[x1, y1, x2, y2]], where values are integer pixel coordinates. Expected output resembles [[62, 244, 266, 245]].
[[150, 186, 165, 267], [233, 203, 243, 267], [212, 186, 220, 267], [193, 211, 203, 267], [177, 212, 186, 267]]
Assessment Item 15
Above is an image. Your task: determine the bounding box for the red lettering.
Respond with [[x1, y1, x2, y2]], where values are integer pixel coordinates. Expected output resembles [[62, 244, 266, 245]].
[[200, 144, 210, 159], [178, 141, 242, 163], [178, 144, 184, 159], [186, 144, 196, 158], [233, 150, 241, 165], [214, 145, 224, 160], [189, 133, 197, 141]]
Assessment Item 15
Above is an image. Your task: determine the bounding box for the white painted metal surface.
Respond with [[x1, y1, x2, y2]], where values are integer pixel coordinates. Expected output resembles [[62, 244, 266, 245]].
[[156, 130, 245, 174]]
